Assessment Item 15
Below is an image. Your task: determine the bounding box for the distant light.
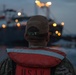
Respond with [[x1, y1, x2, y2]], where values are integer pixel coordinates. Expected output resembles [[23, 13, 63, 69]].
[[16, 23, 20, 27], [53, 23, 57, 27], [55, 30, 59, 34], [2, 24, 6, 28], [35, 0, 40, 4], [15, 19, 18, 22], [35, 0, 41, 7], [58, 32, 61, 36], [46, 2, 52, 7], [35, 0, 52, 8], [18, 12, 22, 16], [61, 22, 64, 26]]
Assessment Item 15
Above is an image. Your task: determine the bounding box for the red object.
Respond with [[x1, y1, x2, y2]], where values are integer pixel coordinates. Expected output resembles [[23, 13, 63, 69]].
[[7, 47, 66, 75], [16, 65, 50, 75]]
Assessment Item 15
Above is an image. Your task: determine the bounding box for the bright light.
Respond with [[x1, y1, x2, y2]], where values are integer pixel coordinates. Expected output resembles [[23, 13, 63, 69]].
[[15, 19, 18, 22], [46, 2, 52, 7], [35, 0, 52, 8], [35, 0, 40, 4], [35, 0, 41, 7], [53, 23, 57, 27], [58, 32, 61, 36], [16, 23, 20, 27], [55, 30, 59, 34], [18, 12, 22, 16], [61, 22, 64, 26], [2, 24, 6, 28]]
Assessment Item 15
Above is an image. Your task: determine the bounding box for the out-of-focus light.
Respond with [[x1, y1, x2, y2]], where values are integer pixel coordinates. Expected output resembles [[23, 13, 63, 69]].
[[15, 19, 18, 22], [53, 23, 57, 27], [35, 0, 40, 4], [61, 22, 64, 26], [55, 30, 59, 34], [16, 23, 20, 27], [18, 12, 22, 16], [41, 3, 45, 7], [58, 32, 61, 36], [46, 2, 52, 7], [2, 24, 6, 28], [35, 0, 41, 7], [35, 0, 52, 8]]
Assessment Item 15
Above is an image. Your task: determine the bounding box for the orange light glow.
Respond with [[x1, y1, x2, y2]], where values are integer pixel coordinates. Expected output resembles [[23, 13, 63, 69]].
[[55, 31, 59, 34], [17, 23, 20, 27], [35, 0, 41, 7], [35, 0, 52, 8], [2, 24, 6, 28], [15, 19, 18, 22], [58, 32, 61, 36]]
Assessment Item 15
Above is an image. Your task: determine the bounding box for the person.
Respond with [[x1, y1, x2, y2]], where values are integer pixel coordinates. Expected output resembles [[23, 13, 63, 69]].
[[0, 15, 75, 75]]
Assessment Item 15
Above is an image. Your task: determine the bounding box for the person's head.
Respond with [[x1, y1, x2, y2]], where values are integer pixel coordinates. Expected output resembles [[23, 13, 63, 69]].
[[24, 15, 49, 47]]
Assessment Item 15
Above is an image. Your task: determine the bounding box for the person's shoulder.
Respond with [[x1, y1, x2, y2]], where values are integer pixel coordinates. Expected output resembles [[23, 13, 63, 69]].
[[6, 46, 28, 52], [0, 57, 16, 75], [47, 47, 66, 57], [54, 58, 75, 75]]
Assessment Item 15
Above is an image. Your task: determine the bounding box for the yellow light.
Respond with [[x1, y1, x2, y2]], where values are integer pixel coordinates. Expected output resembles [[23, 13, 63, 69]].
[[15, 19, 18, 22], [17, 23, 20, 27], [58, 32, 61, 36], [18, 12, 21, 16], [53, 23, 57, 27], [35, 0, 41, 7], [61, 22, 64, 26], [2, 24, 6, 28], [35, 0, 40, 4], [55, 31, 59, 34]]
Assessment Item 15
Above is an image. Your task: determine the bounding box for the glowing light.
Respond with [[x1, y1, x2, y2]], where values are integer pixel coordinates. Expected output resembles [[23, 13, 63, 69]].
[[35, 0, 41, 7], [58, 32, 61, 36], [15, 19, 18, 22], [53, 23, 57, 27], [35, 0, 40, 4], [46, 2, 52, 7], [55, 31, 59, 34], [18, 12, 22, 16], [2, 24, 6, 28], [35, 0, 52, 8], [61, 22, 64, 26], [17, 23, 20, 27]]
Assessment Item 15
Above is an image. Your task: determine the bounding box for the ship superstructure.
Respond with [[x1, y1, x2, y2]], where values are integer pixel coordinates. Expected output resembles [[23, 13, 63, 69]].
[[0, 1, 64, 46]]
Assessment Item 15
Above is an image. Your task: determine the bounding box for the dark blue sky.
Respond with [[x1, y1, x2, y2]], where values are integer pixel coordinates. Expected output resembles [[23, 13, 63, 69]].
[[0, 0, 76, 35]]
